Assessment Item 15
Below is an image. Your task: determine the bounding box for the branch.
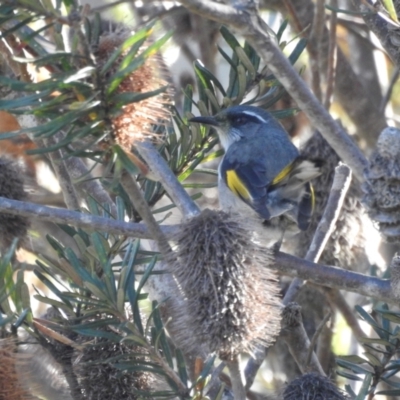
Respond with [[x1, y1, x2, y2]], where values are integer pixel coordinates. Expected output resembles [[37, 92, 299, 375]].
[[137, 141, 200, 218], [283, 164, 352, 304], [226, 357, 246, 399], [309, 0, 325, 101], [305, 311, 331, 368], [280, 303, 326, 375], [41, 137, 80, 210], [353, 0, 400, 68], [0, 195, 396, 303], [120, 171, 171, 254], [324, 0, 338, 109], [283, 0, 386, 147], [0, 196, 178, 239], [176, 0, 368, 181], [274, 252, 395, 304], [62, 155, 118, 218]]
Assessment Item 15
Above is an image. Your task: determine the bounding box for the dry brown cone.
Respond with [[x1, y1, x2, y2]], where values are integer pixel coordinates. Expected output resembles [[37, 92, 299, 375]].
[[0, 336, 41, 400], [166, 208, 282, 361], [95, 27, 173, 177]]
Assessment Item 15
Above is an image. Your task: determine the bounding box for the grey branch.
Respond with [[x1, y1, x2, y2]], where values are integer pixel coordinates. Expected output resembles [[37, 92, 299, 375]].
[[42, 137, 80, 210], [63, 155, 118, 218], [274, 251, 395, 304], [226, 357, 246, 399], [0, 196, 178, 239], [0, 197, 396, 303], [284, 164, 352, 304], [176, 0, 369, 181], [137, 141, 201, 218], [120, 171, 172, 255], [353, 0, 400, 68], [281, 302, 326, 375], [283, 0, 386, 147]]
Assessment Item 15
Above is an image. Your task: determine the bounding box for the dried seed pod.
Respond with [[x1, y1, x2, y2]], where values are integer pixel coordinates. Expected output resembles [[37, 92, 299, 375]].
[[0, 336, 40, 400], [282, 372, 348, 400], [0, 156, 30, 250], [96, 27, 172, 149], [72, 333, 156, 399], [167, 209, 281, 360], [363, 127, 400, 242]]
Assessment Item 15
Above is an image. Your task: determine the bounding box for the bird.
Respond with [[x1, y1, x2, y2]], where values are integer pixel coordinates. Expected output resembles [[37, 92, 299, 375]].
[[190, 105, 321, 233]]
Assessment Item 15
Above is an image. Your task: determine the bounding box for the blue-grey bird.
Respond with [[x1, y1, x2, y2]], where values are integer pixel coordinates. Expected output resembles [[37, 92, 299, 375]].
[[190, 105, 321, 231]]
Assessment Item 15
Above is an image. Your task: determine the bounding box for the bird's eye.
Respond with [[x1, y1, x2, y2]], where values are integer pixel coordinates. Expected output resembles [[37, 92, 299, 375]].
[[232, 116, 246, 125]]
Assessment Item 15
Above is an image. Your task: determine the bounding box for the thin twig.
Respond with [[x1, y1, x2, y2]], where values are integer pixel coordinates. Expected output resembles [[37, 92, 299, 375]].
[[315, 312, 334, 373], [120, 171, 172, 255], [283, 0, 386, 148], [305, 311, 331, 368], [0, 196, 178, 239], [176, 0, 368, 181], [273, 251, 396, 304], [283, 164, 352, 304], [324, 0, 338, 109], [324, 287, 365, 339], [225, 357, 246, 400], [63, 156, 118, 218], [280, 302, 326, 374], [137, 141, 201, 218], [43, 139, 81, 210], [309, 0, 325, 101], [206, 361, 226, 398]]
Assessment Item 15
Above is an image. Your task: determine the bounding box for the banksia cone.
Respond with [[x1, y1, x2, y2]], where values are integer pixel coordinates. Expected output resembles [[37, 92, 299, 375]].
[[0, 336, 40, 400], [282, 372, 348, 400], [72, 332, 155, 399], [96, 28, 171, 147], [0, 156, 29, 250], [363, 127, 400, 242], [167, 209, 281, 360]]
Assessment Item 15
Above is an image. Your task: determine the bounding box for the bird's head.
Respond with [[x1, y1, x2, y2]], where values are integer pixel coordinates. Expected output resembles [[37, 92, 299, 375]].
[[189, 105, 274, 150]]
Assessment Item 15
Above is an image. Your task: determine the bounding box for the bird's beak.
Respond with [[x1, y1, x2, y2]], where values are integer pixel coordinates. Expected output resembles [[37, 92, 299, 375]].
[[189, 116, 219, 127]]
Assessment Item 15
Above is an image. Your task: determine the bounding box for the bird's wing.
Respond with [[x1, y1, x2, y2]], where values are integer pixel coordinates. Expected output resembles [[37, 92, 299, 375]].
[[220, 156, 272, 220]]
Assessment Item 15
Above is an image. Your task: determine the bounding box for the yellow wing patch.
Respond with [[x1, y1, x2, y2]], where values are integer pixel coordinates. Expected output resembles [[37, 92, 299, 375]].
[[226, 170, 251, 200], [272, 163, 293, 185]]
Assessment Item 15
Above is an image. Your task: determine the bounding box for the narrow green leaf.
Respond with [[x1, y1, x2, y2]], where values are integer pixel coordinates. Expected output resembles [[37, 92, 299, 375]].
[[288, 38, 307, 65], [100, 24, 153, 74], [110, 86, 167, 108], [277, 19, 289, 42], [355, 373, 372, 400], [183, 85, 193, 116], [337, 355, 368, 364], [376, 389, 400, 396], [382, 0, 399, 22], [336, 358, 372, 374], [337, 370, 363, 381], [176, 349, 188, 385], [33, 270, 73, 309], [220, 26, 241, 51]]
